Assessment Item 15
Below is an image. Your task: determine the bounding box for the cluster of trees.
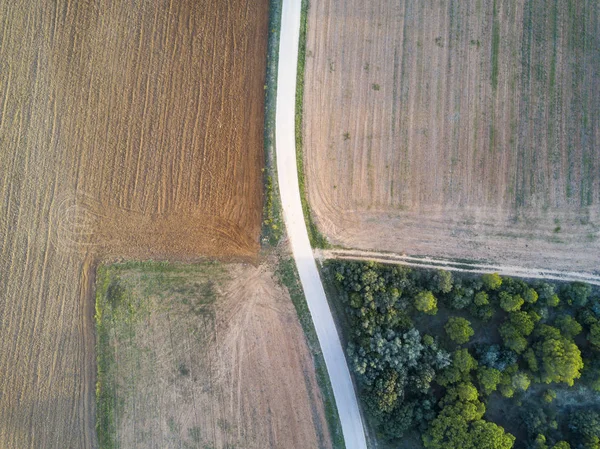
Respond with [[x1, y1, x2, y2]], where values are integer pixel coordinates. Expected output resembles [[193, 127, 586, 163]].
[[330, 261, 600, 448]]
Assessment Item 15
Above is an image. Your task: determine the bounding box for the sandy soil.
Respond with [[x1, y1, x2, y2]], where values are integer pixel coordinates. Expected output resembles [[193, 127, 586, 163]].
[[0, 0, 267, 447], [303, 0, 600, 273], [97, 261, 332, 449]]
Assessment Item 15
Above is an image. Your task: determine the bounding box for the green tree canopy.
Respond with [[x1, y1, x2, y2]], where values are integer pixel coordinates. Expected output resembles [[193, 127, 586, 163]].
[[415, 290, 438, 315], [482, 273, 503, 291], [499, 292, 524, 312], [477, 367, 502, 395], [536, 336, 583, 386], [555, 315, 582, 339], [445, 317, 475, 344]]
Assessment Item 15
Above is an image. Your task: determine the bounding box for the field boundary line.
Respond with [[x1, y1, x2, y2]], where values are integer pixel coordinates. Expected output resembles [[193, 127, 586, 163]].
[[317, 249, 600, 286]]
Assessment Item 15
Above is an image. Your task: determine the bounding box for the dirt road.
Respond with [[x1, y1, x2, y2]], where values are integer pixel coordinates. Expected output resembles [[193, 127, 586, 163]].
[[275, 0, 367, 447], [317, 249, 600, 286]]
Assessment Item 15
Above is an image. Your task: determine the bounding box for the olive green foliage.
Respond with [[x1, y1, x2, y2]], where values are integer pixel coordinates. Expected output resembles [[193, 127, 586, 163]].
[[423, 391, 515, 449], [477, 367, 502, 395], [475, 291, 489, 306], [445, 317, 475, 344], [331, 261, 450, 441], [555, 315, 582, 339], [561, 282, 592, 308], [482, 273, 503, 290], [415, 290, 438, 315], [588, 323, 600, 350], [329, 261, 599, 447], [535, 334, 583, 386], [437, 349, 478, 386], [499, 292, 524, 312], [432, 270, 454, 294]]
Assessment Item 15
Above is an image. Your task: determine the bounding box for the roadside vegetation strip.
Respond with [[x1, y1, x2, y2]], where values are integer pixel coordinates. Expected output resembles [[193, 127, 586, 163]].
[[262, 0, 284, 247], [318, 249, 600, 287], [295, 0, 329, 249]]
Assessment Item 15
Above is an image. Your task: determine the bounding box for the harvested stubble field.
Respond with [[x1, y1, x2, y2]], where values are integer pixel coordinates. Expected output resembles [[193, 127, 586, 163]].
[[96, 261, 332, 449], [0, 0, 267, 447], [303, 0, 600, 272]]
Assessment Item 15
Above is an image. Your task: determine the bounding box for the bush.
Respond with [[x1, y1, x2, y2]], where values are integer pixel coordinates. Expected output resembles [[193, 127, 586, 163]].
[[445, 317, 475, 344]]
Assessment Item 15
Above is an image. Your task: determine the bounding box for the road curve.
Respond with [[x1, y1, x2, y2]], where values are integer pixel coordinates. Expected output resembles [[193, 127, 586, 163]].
[[274, 1, 368, 448]]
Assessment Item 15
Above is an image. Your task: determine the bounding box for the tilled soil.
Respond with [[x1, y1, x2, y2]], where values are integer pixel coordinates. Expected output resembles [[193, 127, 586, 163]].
[[0, 0, 267, 447], [303, 0, 600, 272]]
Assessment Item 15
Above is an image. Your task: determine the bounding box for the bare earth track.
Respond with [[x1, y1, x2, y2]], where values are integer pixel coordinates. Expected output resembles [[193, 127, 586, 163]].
[[0, 1, 267, 447], [304, 0, 600, 273]]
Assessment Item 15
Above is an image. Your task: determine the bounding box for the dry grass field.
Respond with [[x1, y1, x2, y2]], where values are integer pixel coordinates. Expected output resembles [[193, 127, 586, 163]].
[[304, 0, 600, 272], [96, 261, 332, 449], [0, 0, 267, 447]]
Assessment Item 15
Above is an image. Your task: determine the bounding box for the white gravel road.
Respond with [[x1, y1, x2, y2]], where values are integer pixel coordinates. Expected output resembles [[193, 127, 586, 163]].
[[274, 1, 368, 448]]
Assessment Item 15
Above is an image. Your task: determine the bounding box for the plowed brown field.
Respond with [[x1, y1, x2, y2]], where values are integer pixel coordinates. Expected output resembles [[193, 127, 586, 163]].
[[304, 0, 600, 272], [0, 0, 267, 447]]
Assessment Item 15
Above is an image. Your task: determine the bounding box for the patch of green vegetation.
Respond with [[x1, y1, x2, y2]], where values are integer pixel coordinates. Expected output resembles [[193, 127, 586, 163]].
[[372, 83, 381, 91], [296, 0, 329, 249], [95, 266, 117, 449], [323, 260, 600, 448], [276, 257, 345, 449], [261, 0, 284, 246]]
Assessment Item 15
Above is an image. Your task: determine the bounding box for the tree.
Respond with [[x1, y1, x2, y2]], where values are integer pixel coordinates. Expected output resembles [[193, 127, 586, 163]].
[[415, 290, 438, 315], [423, 401, 515, 449], [482, 273, 503, 290], [551, 442, 571, 449], [475, 291, 489, 306], [511, 372, 531, 392], [433, 270, 453, 294], [524, 288, 539, 304], [568, 410, 600, 448], [561, 282, 592, 308], [437, 349, 478, 386], [477, 367, 502, 395], [555, 315, 582, 339], [500, 292, 524, 312], [589, 323, 600, 350], [546, 294, 560, 307], [536, 336, 583, 386], [445, 317, 475, 344], [470, 420, 516, 449], [499, 322, 529, 354], [509, 311, 536, 336]]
